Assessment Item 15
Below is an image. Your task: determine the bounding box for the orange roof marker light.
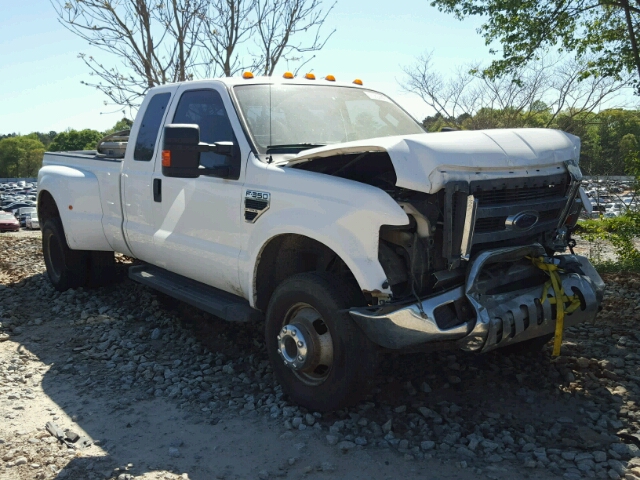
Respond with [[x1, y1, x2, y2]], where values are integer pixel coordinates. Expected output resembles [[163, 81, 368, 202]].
[[353, 78, 363, 85], [283, 71, 294, 79], [242, 71, 254, 79], [325, 74, 336, 81], [304, 73, 316, 80]]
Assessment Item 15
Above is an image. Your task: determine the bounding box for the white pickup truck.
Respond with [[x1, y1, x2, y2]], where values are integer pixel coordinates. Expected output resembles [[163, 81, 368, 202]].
[[38, 75, 604, 411]]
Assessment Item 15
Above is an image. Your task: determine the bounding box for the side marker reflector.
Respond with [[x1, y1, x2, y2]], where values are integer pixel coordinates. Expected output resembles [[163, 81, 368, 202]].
[[162, 150, 171, 167]]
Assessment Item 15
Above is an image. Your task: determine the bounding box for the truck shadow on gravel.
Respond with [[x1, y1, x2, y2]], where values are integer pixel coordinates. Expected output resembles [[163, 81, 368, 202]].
[[4, 270, 640, 480]]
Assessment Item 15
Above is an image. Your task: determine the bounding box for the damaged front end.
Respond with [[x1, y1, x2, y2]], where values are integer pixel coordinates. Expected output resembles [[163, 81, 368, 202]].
[[350, 244, 605, 352], [291, 140, 602, 353], [350, 160, 604, 353]]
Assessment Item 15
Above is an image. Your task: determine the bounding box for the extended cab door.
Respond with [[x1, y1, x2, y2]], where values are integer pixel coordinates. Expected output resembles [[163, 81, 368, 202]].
[[151, 83, 249, 296], [122, 87, 175, 262]]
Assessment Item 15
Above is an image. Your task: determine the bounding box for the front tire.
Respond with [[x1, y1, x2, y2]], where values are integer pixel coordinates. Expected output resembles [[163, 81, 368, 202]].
[[265, 272, 377, 412], [42, 218, 89, 291]]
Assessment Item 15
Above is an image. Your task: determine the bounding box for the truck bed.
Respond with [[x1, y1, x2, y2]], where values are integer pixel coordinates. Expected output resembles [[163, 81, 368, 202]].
[[44, 150, 123, 163], [40, 151, 125, 253]]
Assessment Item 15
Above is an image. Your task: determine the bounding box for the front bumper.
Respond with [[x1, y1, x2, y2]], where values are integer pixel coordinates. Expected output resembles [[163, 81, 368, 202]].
[[350, 244, 605, 352]]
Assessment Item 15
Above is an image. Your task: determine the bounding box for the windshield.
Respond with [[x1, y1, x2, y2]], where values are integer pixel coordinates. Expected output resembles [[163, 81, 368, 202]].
[[233, 84, 424, 155]]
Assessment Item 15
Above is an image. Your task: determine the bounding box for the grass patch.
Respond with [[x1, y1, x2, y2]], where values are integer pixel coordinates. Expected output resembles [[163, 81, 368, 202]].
[[575, 214, 640, 273]]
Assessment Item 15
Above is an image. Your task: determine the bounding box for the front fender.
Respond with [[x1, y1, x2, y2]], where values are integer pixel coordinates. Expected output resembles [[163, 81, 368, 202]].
[[239, 164, 410, 306], [38, 165, 111, 251]]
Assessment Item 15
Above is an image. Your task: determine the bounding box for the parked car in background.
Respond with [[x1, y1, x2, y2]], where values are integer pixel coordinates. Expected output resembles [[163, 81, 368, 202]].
[[25, 213, 40, 230], [2, 202, 35, 214], [0, 212, 20, 232], [17, 207, 37, 226]]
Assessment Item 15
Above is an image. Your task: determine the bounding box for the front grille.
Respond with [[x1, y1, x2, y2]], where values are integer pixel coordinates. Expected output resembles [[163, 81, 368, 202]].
[[440, 173, 571, 264], [475, 217, 505, 233], [539, 209, 562, 223], [474, 208, 563, 233], [472, 181, 568, 206], [468, 173, 570, 247]]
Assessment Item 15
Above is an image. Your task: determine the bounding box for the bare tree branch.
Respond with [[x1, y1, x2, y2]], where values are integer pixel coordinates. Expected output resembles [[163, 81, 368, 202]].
[[400, 52, 633, 131], [253, 0, 335, 76], [52, 0, 336, 111]]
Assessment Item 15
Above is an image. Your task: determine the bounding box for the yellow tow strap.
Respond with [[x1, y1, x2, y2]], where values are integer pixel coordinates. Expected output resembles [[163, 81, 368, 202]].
[[528, 256, 581, 356]]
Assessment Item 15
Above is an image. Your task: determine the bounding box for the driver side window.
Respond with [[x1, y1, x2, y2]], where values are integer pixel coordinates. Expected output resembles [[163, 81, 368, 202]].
[[173, 89, 240, 179]]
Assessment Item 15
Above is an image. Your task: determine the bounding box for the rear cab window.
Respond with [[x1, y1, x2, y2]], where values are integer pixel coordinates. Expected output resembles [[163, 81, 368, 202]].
[[134, 93, 172, 161]]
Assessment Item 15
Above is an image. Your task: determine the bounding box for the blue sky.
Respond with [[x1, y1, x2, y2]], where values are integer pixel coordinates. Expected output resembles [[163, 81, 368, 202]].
[[0, 0, 494, 134]]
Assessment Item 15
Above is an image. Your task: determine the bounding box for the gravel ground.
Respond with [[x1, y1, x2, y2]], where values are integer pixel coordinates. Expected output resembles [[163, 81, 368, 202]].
[[1, 233, 640, 480]]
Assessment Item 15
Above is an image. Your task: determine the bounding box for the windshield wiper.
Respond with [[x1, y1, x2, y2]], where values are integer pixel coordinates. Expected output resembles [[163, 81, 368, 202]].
[[265, 143, 326, 154]]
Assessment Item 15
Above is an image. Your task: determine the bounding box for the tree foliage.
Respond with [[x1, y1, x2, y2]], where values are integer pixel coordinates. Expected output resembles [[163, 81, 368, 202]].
[[0, 137, 46, 178], [48, 129, 104, 152], [0, 119, 127, 178], [103, 118, 133, 135], [418, 108, 640, 176], [430, 0, 640, 90], [401, 52, 632, 131], [402, 52, 639, 176], [0, 131, 57, 147]]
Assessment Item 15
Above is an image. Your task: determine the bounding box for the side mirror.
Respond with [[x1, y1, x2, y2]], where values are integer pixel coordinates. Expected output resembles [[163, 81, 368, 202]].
[[162, 124, 201, 178], [161, 124, 236, 179]]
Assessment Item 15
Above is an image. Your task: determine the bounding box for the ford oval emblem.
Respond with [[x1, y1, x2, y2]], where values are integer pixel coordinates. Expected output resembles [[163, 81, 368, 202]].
[[506, 211, 539, 231]]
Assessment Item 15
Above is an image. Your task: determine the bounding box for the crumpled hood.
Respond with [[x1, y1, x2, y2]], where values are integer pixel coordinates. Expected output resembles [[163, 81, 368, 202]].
[[287, 128, 580, 194]]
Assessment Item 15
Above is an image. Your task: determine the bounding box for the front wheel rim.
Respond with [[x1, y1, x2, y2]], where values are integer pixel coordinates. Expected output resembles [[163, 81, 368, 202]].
[[277, 303, 334, 386]]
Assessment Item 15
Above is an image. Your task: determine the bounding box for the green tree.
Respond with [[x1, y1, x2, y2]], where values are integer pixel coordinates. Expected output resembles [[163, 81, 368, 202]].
[[430, 0, 640, 88], [594, 109, 640, 174], [48, 129, 104, 152], [103, 118, 133, 135], [31, 131, 58, 148], [0, 136, 45, 177]]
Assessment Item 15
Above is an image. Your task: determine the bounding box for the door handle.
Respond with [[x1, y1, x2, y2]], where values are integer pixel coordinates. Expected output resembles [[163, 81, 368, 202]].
[[153, 178, 162, 202]]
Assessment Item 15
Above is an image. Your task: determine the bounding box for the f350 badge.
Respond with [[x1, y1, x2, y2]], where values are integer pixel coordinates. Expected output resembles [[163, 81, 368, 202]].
[[244, 190, 271, 223]]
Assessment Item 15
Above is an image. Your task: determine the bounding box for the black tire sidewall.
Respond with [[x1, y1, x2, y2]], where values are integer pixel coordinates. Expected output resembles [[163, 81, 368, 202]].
[[42, 218, 87, 291], [265, 272, 376, 412], [42, 219, 64, 287]]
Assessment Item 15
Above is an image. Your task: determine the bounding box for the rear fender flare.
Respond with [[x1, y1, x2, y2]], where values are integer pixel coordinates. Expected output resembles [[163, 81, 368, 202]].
[[38, 165, 111, 250]]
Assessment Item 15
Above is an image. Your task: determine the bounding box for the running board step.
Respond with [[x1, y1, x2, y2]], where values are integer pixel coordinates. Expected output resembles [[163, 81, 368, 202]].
[[128, 265, 262, 323]]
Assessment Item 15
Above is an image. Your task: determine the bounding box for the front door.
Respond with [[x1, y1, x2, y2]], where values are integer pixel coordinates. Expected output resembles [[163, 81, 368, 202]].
[[152, 85, 247, 296]]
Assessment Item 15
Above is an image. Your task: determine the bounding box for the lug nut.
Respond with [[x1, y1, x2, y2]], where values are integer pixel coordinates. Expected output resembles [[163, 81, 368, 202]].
[[277, 348, 281, 354], [298, 355, 303, 361], [277, 335, 281, 341], [297, 341, 303, 347], [291, 331, 296, 336], [282, 327, 287, 333]]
